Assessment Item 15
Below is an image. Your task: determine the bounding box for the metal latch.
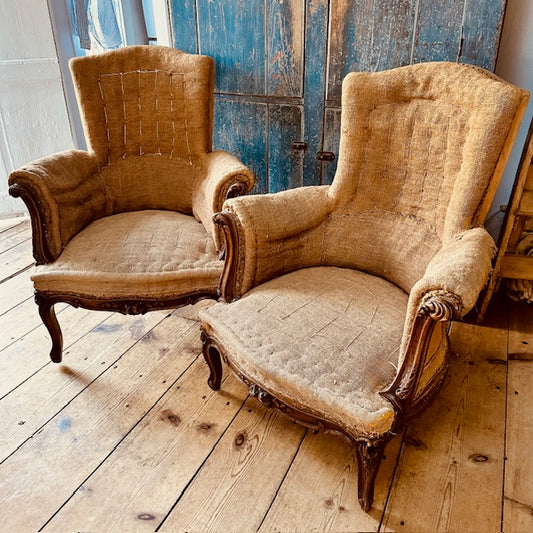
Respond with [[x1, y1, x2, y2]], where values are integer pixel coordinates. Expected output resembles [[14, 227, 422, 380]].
[[316, 151, 335, 161], [291, 141, 308, 151]]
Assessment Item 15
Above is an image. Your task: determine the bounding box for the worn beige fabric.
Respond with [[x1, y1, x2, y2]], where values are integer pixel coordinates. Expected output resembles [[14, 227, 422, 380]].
[[202, 62, 528, 436], [97, 155, 199, 215], [201, 267, 408, 436], [8, 150, 102, 258], [224, 62, 528, 298], [331, 64, 525, 236], [193, 151, 255, 249], [70, 45, 214, 167], [8, 46, 254, 266], [399, 227, 496, 362], [224, 186, 330, 294], [323, 210, 443, 294], [33, 210, 222, 298]]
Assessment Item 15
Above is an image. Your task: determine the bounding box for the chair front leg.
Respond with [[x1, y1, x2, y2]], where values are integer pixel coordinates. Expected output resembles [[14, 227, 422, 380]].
[[355, 436, 391, 512], [200, 329, 223, 390], [35, 292, 63, 363]]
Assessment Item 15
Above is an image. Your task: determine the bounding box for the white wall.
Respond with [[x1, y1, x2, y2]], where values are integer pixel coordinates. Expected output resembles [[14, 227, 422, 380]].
[[0, 0, 73, 217], [491, 0, 533, 229]]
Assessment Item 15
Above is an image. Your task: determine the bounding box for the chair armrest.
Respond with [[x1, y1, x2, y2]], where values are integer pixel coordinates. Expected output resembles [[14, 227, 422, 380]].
[[8, 150, 105, 263], [192, 151, 255, 250], [399, 227, 496, 371], [216, 185, 331, 300], [408, 227, 496, 320], [382, 228, 496, 418]]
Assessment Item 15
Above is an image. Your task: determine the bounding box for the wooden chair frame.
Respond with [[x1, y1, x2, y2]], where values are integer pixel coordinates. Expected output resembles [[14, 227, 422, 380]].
[[200, 214, 460, 511], [10, 182, 249, 363], [197, 63, 529, 511]]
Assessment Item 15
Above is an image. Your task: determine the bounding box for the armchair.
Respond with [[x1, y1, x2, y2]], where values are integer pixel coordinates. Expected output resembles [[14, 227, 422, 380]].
[[199, 62, 528, 511], [9, 45, 254, 363]]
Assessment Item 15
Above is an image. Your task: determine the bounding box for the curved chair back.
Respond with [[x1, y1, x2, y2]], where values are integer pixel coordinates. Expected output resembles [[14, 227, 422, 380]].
[[69, 45, 215, 215], [70, 45, 214, 166], [325, 62, 528, 292]]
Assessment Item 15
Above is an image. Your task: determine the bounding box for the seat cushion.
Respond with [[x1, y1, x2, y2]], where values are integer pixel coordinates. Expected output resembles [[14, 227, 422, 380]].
[[32, 210, 223, 299], [200, 267, 409, 437]]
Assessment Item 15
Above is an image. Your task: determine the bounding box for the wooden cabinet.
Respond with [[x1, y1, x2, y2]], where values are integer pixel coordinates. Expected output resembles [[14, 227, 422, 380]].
[[170, 0, 506, 193]]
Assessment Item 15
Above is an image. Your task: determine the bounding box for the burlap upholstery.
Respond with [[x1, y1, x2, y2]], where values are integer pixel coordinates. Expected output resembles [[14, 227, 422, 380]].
[[9, 150, 103, 259], [224, 63, 527, 299], [70, 45, 214, 167], [201, 267, 407, 435], [193, 150, 256, 250], [201, 62, 528, 440], [9, 46, 254, 262], [32, 211, 222, 299], [7, 45, 254, 365]]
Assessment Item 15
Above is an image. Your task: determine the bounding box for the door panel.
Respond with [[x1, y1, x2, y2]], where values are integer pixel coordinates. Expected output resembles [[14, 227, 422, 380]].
[[169, 0, 197, 53], [197, 0, 266, 95], [459, 0, 507, 69], [268, 0, 305, 97], [269, 104, 304, 190], [302, 0, 329, 186], [173, 0, 307, 191], [171, 0, 507, 193], [412, 0, 466, 63], [214, 99, 268, 193], [195, 0, 305, 97], [322, 108, 341, 186], [412, 0, 506, 68], [327, 0, 415, 102]]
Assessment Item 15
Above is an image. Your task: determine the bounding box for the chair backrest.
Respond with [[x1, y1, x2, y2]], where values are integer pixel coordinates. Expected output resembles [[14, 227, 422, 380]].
[[324, 62, 528, 292], [69, 45, 214, 215], [70, 45, 214, 167]]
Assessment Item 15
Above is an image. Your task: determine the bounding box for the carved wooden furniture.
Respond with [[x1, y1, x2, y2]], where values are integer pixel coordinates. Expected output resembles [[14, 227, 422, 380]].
[[478, 117, 533, 316], [199, 62, 529, 511], [8, 45, 254, 363]]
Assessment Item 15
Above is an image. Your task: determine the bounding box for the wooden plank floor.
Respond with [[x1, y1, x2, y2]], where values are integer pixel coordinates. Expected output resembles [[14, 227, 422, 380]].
[[0, 216, 532, 532]]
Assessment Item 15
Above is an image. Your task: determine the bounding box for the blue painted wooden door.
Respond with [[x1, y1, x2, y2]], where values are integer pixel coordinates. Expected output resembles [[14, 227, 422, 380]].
[[170, 0, 506, 192]]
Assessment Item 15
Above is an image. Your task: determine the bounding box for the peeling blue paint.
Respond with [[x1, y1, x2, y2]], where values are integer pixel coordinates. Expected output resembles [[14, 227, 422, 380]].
[[170, 0, 505, 193]]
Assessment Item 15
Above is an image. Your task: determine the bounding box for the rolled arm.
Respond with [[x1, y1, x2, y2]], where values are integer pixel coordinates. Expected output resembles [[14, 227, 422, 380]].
[[192, 151, 255, 250], [216, 185, 332, 300], [409, 227, 497, 318], [400, 227, 496, 361], [383, 228, 496, 418], [8, 150, 105, 263]]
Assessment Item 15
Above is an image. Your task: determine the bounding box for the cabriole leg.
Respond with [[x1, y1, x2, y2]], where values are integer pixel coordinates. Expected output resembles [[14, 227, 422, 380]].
[[200, 329, 223, 390], [35, 292, 63, 363], [355, 437, 389, 512]]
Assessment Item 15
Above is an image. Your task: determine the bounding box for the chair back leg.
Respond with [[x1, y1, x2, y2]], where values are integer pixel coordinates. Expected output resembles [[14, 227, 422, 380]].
[[201, 329, 223, 390]]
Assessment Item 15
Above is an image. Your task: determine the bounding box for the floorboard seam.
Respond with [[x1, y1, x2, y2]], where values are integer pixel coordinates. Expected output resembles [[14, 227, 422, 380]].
[[0, 219, 29, 236], [500, 300, 511, 533], [37, 348, 201, 532], [0, 295, 34, 319], [378, 427, 407, 532], [0, 235, 32, 255], [256, 427, 309, 532], [0, 312, 175, 461], [0, 308, 113, 402], [155, 393, 251, 532], [0, 263, 34, 284]]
